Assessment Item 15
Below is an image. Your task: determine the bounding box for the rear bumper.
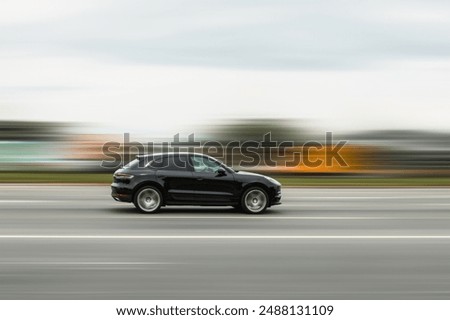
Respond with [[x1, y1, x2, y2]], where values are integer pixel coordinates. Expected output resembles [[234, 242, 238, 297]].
[[111, 185, 133, 202]]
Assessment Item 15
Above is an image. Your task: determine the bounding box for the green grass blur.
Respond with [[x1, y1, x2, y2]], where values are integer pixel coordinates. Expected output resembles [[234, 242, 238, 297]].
[[1, 172, 450, 186], [0, 172, 111, 184], [275, 176, 450, 187]]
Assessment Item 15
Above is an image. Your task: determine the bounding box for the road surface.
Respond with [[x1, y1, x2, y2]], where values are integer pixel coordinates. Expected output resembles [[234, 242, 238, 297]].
[[0, 185, 450, 299]]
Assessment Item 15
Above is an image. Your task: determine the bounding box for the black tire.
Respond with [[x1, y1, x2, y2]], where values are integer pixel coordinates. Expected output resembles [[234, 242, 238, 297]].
[[241, 187, 268, 214], [133, 186, 163, 213]]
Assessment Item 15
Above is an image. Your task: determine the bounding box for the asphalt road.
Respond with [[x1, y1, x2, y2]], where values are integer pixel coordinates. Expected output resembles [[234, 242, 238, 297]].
[[0, 185, 450, 299]]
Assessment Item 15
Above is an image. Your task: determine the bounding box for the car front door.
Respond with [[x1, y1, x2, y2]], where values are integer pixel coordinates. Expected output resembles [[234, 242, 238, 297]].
[[190, 155, 238, 204]]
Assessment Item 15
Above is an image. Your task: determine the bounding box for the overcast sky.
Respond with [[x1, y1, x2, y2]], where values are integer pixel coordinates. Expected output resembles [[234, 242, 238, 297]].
[[1, 0, 450, 133]]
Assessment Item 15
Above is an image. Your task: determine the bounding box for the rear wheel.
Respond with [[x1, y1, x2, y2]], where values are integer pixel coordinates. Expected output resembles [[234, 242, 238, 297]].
[[241, 187, 268, 214], [134, 186, 162, 213]]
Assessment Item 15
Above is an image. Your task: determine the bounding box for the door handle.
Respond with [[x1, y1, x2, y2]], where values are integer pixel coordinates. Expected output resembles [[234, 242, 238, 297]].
[[196, 178, 203, 181]]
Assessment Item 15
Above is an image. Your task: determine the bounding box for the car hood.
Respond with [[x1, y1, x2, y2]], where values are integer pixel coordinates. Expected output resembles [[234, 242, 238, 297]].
[[234, 170, 281, 186], [234, 170, 265, 178]]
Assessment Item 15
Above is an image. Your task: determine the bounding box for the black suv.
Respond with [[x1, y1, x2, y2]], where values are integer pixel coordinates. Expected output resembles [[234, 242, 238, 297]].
[[111, 153, 281, 213]]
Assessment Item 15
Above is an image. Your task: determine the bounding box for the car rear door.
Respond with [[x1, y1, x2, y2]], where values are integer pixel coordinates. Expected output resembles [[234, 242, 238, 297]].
[[150, 154, 196, 203]]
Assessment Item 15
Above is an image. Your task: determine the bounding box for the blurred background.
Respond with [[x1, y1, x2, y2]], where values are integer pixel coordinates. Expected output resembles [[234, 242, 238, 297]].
[[2, 0, 450, 301], [0, 118, 449, 185], [1, 0, 449, 185]]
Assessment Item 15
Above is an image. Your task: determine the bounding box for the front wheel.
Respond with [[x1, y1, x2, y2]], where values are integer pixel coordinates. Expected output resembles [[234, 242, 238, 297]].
[[134, 186, 162, 213], [241, 187, 268, 214]]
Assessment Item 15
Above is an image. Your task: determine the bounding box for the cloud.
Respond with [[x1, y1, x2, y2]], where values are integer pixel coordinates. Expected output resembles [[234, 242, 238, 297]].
[[1, 53, 450, 133], [1, 0, 450, 133], [0, 0, 105, 25], [1, 0, 450, 69]]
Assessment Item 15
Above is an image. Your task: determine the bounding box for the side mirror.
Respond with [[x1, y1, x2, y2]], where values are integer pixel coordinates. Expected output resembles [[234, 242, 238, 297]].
[[217, 168, 227, 176]]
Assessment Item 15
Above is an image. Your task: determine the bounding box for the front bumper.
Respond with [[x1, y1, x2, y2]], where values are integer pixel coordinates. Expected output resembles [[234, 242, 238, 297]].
[[270, 186, 282, 206]]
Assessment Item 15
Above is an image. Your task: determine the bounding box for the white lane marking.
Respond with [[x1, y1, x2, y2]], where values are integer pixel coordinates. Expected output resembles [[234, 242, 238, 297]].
[[282, 190, 450, 193], [0, 200, 63, 203], [2, 214, 449, 220], [1, 195, 449, 203], [0, 261, 172, 265], [289, 196, 450, 199], [99, 216, 450, 220], [1, 235, 450, 239]]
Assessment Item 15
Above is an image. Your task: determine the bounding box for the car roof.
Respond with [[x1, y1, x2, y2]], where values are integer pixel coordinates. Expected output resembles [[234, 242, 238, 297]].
[[136, 152, 208, 159]]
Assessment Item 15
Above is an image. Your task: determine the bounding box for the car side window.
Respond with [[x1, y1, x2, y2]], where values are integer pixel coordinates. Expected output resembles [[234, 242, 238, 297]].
[[191, 155, 221, 173], [148, 155, 190, 171], [148, 156, 168, 169]]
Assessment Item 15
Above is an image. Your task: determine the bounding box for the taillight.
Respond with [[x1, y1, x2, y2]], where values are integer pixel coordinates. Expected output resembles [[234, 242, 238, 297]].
[[113, 173, 134, 181]]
